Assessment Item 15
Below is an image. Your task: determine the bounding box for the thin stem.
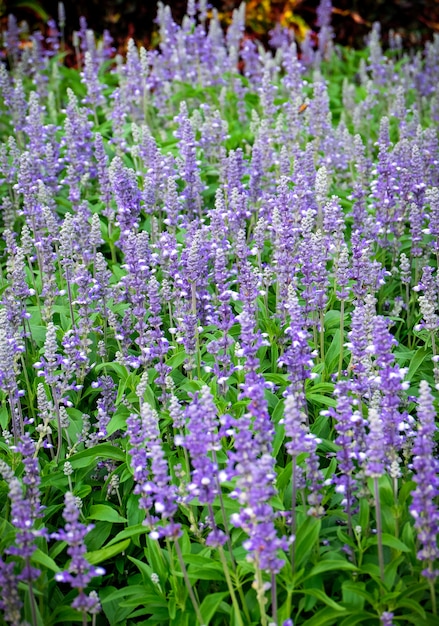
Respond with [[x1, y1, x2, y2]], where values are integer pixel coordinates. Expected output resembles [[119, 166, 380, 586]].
[[338, 300, 345, 379], [174, 538, 205, 625], [374, 477, 385, 583], [255, 562, 268, 626], [52, 387, 63, 463], [428, 574, 437, 615], [290, 457, 297, 571], [218, 546, 244, 626], [191, 282, 201, 379], [271, 571, 278, 626], [319, 309, 325, 364], [25, 558, 38, 626]]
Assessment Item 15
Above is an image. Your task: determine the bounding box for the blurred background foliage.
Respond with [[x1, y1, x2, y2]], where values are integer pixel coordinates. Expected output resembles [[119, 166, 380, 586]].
[[0, 0, 438, 57]]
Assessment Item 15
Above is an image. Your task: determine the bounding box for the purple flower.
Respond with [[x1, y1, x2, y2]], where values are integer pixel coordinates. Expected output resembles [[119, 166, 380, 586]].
[[410, 380, 439, 579], [380, 611, 394, 626], [52, 492, 105, 613], [127, 403, 180, 538], [183, 386, 221, 504], [0, 556, 23, 625], [0, 435, 46, 594]]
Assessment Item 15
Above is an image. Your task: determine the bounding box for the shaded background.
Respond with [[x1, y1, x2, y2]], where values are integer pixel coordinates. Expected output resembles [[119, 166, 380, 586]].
[[2, 0, 439, 53]]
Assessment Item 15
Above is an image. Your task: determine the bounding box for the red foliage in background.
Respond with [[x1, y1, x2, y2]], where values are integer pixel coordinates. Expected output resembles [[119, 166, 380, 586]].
[[2, 0, 439, 52]]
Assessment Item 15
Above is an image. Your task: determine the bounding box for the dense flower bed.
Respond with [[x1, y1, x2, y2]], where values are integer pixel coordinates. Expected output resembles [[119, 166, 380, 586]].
[[0, 1, 438, 625]]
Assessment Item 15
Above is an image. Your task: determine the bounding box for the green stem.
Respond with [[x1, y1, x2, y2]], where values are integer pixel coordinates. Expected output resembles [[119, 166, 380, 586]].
[[218, 546, 244, 626], [338, 300, 345, 379], [374, 477, 385, 583], [290, 457, 297, 572], [255, 561, 268, 626], [271, 571, 278, 625], [174, 538, 204, 625], [319, 309, 325, 366], [25, 557, 38, 626], [428, 573, 437, 615]]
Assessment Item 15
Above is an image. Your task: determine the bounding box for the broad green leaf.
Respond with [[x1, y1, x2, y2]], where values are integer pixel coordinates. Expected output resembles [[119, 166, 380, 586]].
[[396, 598, 426, 618], [304, 606, 349, 626], [68, 444, 126, 468], [106, 523, 150, 547], [199, 592, 229, 625], [341, 581, 374, 604], [295, 517, 321, 569], [166, 349, 187, 369], [304, 560, 358, 579], [88, 504, 127, 524], [339, 612, 379, 626], [306, 394, 337, 408], [407, 347, 429, 381], [366, 533, 410, 553], [185, 554, 225, 582], [298, 588, 347, 611], [103, 584, 153, 604], [31, 548, 60, 573], [86, 538, 130, 564]]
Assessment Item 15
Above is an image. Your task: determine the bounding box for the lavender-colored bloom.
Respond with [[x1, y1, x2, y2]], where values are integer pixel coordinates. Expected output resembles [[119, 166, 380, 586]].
[[53, 492, 105, 613], [0, 306, 24, 441], [109, 157, 141, 238], [0, 555, 23, 625], [410, 380, 439, 579], [61, 89, 94, 203], [88, 375, 117, 444], [183, 386, 224, 541], [283, 394, 324, 517], [0, 436, 46, 589], [316, 0, 333, 58], [425, 187, 439, 258], [81, 51, 105, 109], [364, 408, 385, 478], [228, 310, 287, 571], [279, 285, 315, 403], [380, 611, 394, 626], [367, 314, 411, 457], [329, 381, 364, 513], [415, 266, 439, 333], [174, 101, 204, 219], [127, 403, 179, 538]]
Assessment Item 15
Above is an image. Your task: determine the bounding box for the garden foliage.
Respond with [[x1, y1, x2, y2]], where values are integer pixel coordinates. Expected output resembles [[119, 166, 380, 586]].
[[0, 1, 438, 625]]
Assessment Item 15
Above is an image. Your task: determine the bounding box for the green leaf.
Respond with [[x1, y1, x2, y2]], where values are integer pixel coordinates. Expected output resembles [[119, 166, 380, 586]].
[[366, 533, 410, 552], [88, 504, 127, 524], [407, 347, 429, 381], [106, 523, 150, 547], [199, 592, 229, 625], [31, 548, 60, 573], [107, 405, 130, 435], [341, 581, 374, 605], [339, 612, 379, 626], [127, 555, 155, 585], [185, 554, 225, 582], [68, 444, 126, 468], [306, 394, 337, 407], [95, 361, 129, 380], [299, 588, 347, 611], [295, 517, 321, 569], [86, 538, 130, 565], [103, 584, 153, 604], [304, 607, 349, 626], [166, 349, 187, 370], [14, 1, 50, 21], [304, 560, 358, 579], [396, 598, 426, 618], [145, 536, 169, 583]]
